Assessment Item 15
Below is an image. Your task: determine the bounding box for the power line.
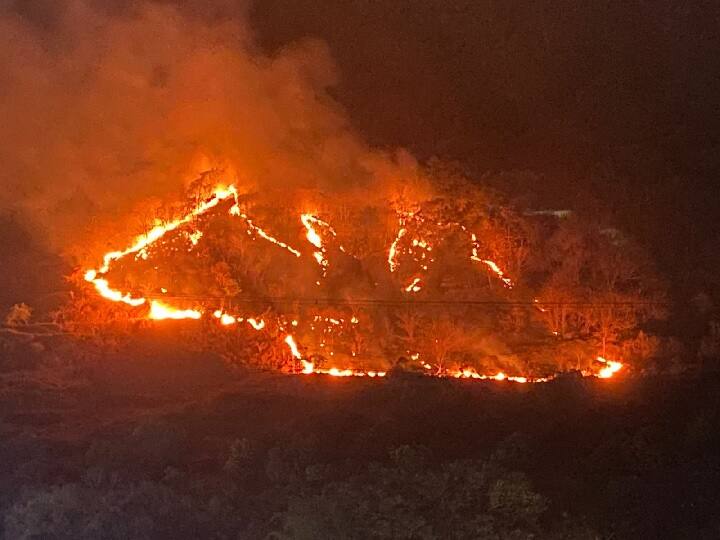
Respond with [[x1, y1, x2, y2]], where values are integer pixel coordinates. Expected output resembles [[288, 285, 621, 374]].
[[142, 294, 667, 307]]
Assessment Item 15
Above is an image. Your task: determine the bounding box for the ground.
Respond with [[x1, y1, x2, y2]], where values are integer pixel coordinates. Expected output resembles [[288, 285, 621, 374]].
[[1, 334, 719, 538]]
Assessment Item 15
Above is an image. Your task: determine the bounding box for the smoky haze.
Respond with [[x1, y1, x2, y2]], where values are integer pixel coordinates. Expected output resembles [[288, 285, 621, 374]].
[[0, 0, 413, 261]]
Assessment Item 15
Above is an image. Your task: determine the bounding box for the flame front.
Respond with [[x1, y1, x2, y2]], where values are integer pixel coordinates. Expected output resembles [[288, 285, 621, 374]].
[[301, 214, 340, 277], [149, 301, 202, 320], [596, 356, 623, 378], [82, 182, 628, 384], [84, 185, 240, 310], [285, 334, 314, 374]]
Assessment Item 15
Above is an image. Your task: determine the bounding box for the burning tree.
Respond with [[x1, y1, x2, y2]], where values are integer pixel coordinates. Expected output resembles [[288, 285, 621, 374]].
[[419, 315, 470, 374], [67, 160, 665, 380]]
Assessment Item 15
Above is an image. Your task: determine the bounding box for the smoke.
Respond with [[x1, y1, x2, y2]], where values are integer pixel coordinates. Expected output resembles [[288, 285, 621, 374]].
[[0, 0, 415, 258]]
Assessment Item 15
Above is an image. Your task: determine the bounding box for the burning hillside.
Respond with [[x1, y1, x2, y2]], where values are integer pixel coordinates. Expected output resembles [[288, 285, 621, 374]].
[[0, 2, 668, 383], [74, 168, 665, 382]]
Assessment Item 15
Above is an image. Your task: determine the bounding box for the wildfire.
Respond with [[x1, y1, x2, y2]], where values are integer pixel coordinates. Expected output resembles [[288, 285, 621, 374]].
[[449, 367, 530, 383], [82, 182, 629, 385], [235, 209, 301, 257], [476, 259, 512, 288], [84, 185, 240, 309], [284, 334, 315, 374], [301, 214, 340, 277], [187, 230, 203, 246], [213, 310, 237, 325], [149, 300, 202, 320], [84, 272, 145, 307], [388, 226, 407, 272], [405, 277, 423, 293], [596, 356, 623, 378], [212, 309, 266, 330], [390, 216, 513, 289], [247, 318, 265, 330], [461, 228, 515, 288]]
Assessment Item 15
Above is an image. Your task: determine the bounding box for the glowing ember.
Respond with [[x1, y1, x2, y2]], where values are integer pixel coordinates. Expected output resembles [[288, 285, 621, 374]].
[[247, 318, 265, 330], [86, 274, 145, 307], [404, 277, 422, 293], [479, 259, 513, 288], [388, 228, 407, 272], [596, 356, 623, 378], [149, 300, 202, 320], [285, 334, 314, 374], [187, 230, 203, 246], [220, 313, 236, 325], [238, 212, 301, 257], [301, 214, 339, 276]]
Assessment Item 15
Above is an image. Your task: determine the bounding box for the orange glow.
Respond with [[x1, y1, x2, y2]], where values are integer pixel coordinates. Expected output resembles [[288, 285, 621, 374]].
[[388, 226, 407, 272], [149, 300, 202, 320], [86, 274, 145, 307], [82, 182, 629, 386], [301, 214, 339, 276], [246, 318, 265, 330], [220, 313, 236, 325], [285, 334, 314, 374], [478, 259, 514, 288], [238, 211, 301, 257], [84, 185, 301, 322], [404, 277, 422, 293], [596, 356, 623, 378]]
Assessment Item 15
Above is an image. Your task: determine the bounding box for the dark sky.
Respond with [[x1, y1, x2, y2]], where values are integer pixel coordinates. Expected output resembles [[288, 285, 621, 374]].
[[249, 0, 720, 295]]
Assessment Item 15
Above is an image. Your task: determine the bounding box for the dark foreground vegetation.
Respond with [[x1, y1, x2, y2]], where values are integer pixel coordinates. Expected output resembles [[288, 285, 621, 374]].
[[2, 335, 720, 539]]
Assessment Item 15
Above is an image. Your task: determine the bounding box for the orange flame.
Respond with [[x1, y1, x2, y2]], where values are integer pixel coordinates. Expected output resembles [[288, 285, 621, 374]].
[[236, 209, 301, 257], [246, 318, 265, 330], [149, 300, 202, 320], [285, 334, 314, 374], [84, 185, 240, 311], [388, 227, 407, 272], [479, 259, 514, 288], [596, 356, 623, 378], [84, 185, 302, 320], [301, 214, 339, 276], [85, 272, 145, 307], [404, 277, 422, 293], [82, 182, 627, 386]]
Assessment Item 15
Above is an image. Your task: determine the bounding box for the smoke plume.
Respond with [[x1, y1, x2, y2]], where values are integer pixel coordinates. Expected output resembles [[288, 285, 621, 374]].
[[0, 0, 414, 259]]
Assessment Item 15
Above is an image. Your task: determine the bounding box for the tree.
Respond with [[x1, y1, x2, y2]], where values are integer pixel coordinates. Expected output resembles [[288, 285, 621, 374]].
[[537, 214, 666, 358], [5, 303, 32, 326], [488, 471, 547, 528], [394, 308, 424, 356], [420, 315, 469, 374]]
